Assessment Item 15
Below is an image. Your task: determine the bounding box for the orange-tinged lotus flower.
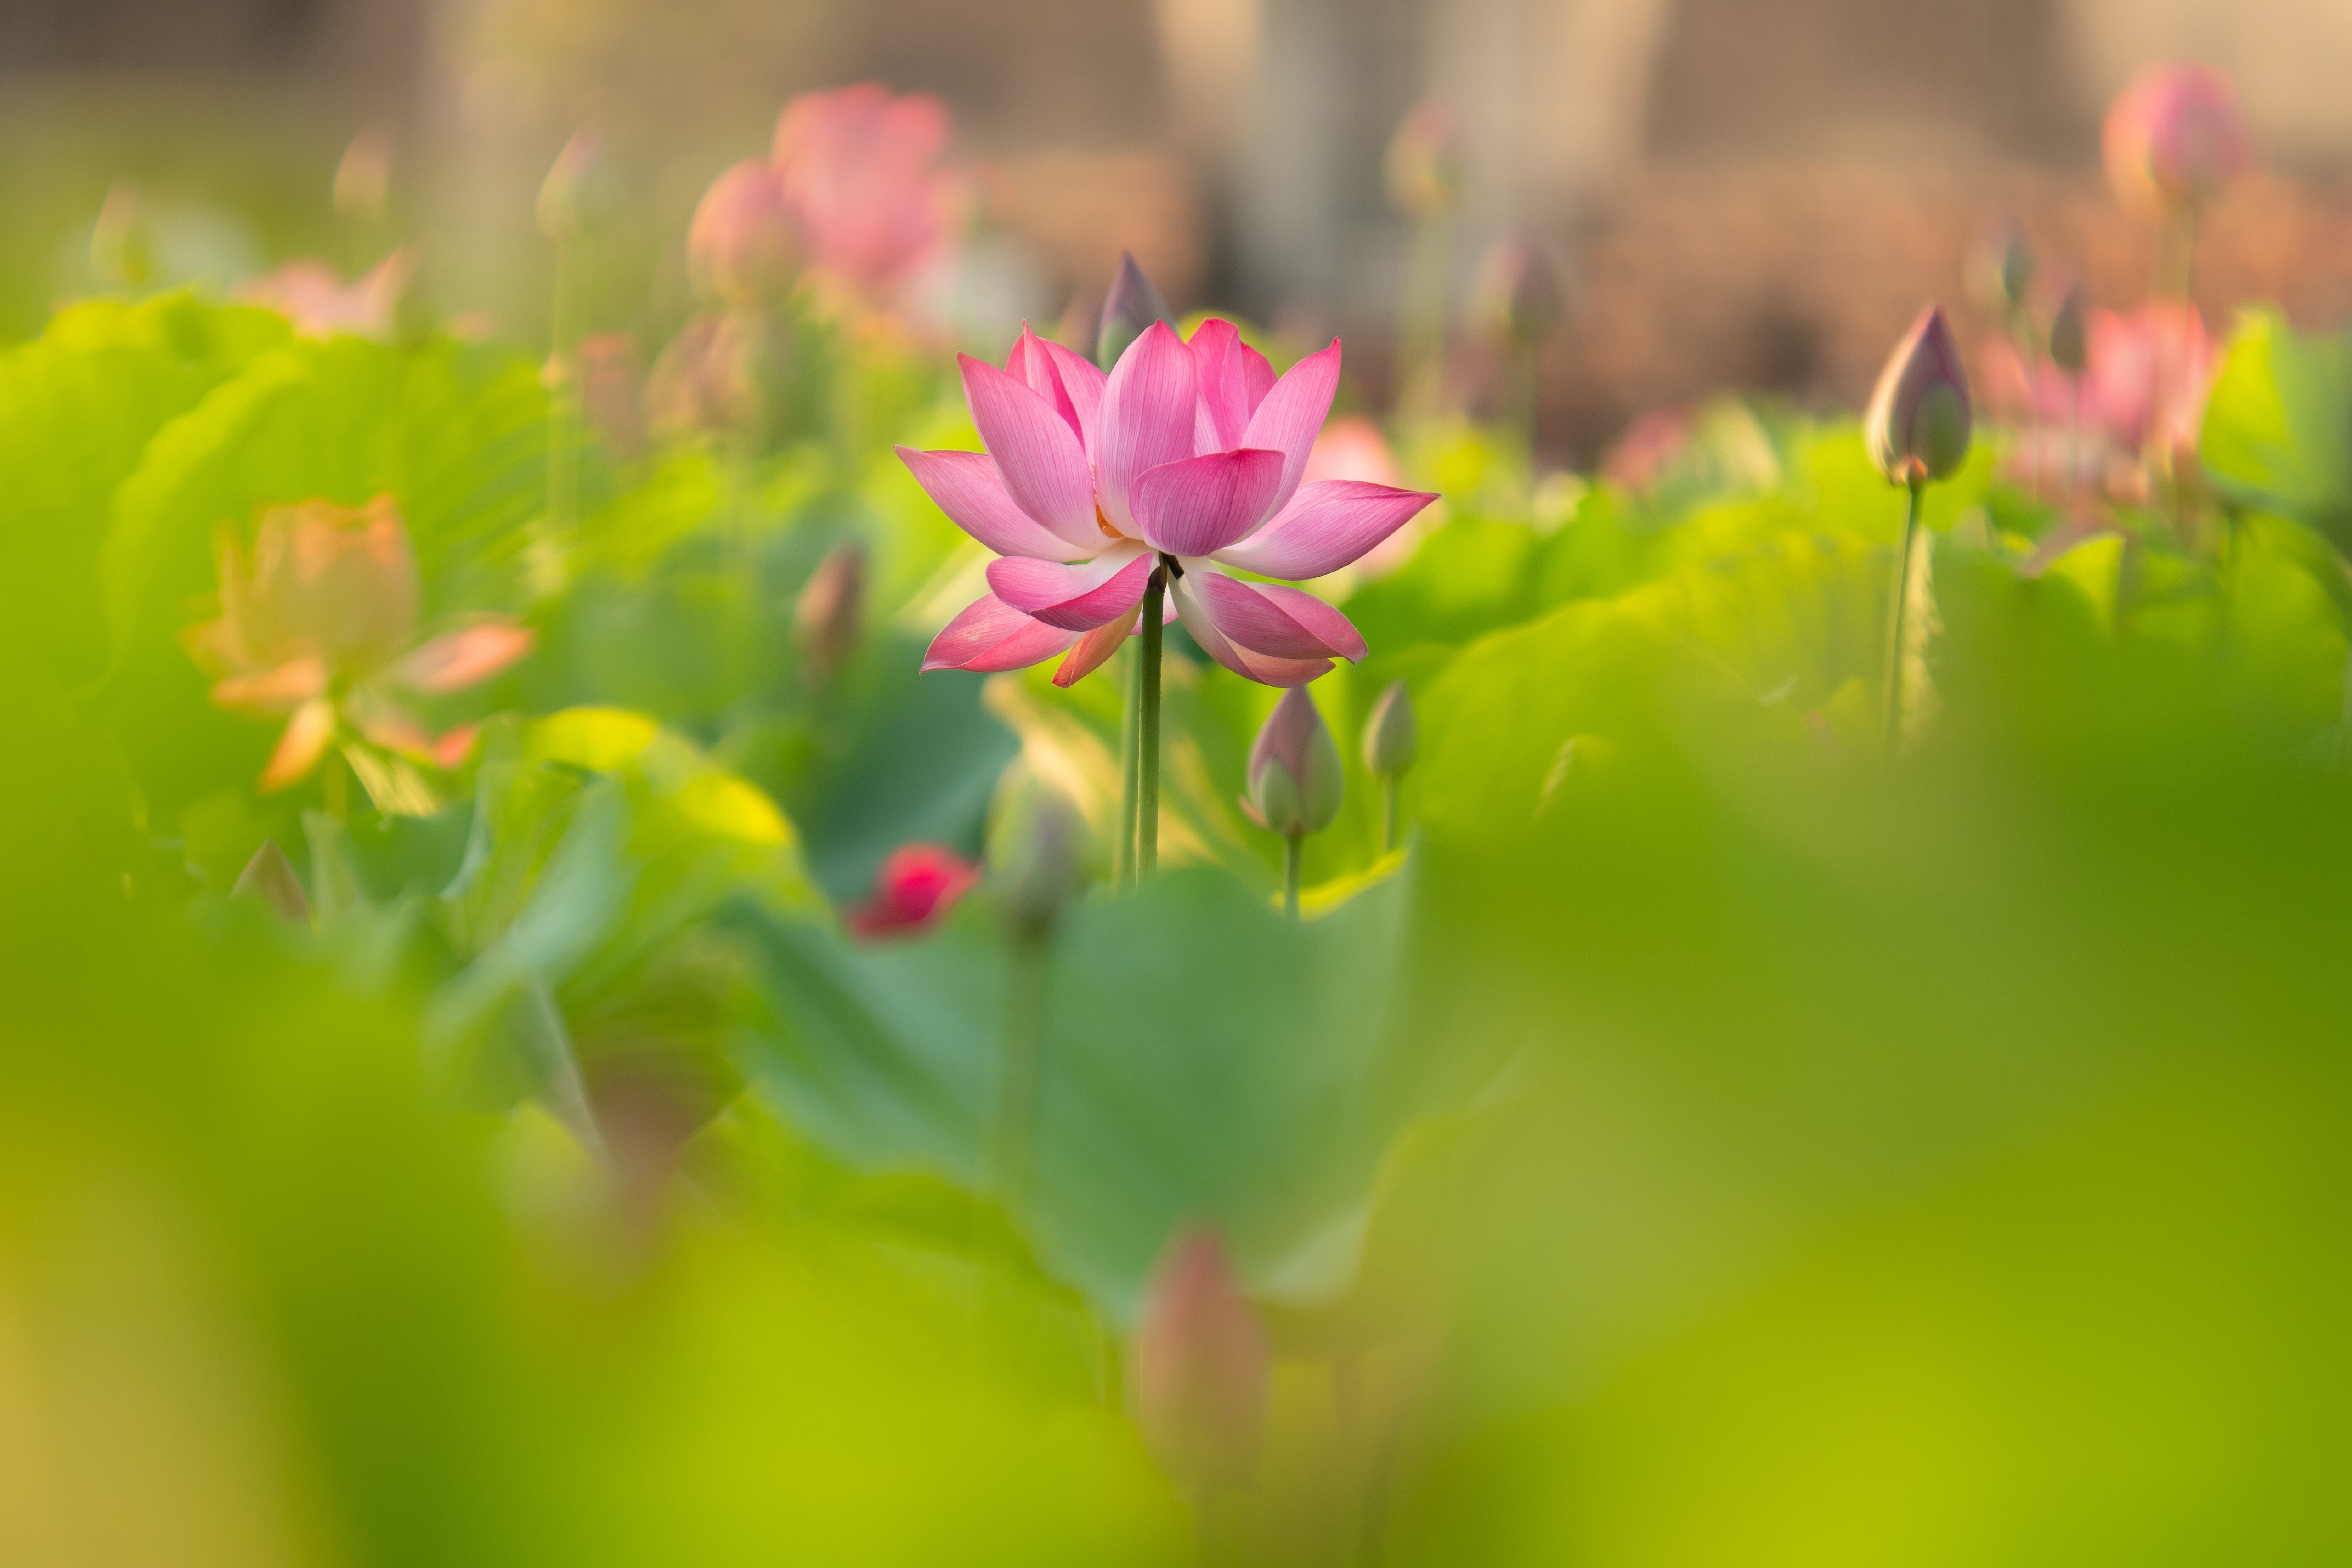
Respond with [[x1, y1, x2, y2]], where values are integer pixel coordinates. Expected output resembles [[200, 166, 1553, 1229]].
[[186, 497, 532, 792], [772, 84, 961, 301], [1134, 1228, 1268, 1489], [2103, 62, 2252, 217]]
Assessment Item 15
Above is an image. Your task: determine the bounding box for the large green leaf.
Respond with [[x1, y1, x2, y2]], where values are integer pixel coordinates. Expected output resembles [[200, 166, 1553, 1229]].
[[2200, 309, 2352, 546]]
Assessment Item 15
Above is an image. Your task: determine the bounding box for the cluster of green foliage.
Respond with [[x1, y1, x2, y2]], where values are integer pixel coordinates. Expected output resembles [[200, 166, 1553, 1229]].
[[3, 287, 2351, 1564]]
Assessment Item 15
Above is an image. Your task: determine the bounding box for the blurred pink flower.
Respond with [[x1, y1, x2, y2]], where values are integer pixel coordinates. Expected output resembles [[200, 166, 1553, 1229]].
[[687, 160, 800, 304], [2103, 63, 2253, 217], [846, 843, 980, 938], [1135, 1228, 1268, 1489], [186, 497, 531, 792], [1302, 414, 1403, 488], [902, 321, 1436, 688], [1602, 407, 1695, 492], [236, 249, 413, 340], [772, 84, 961, 301], [1982, 302, 2215, 494]]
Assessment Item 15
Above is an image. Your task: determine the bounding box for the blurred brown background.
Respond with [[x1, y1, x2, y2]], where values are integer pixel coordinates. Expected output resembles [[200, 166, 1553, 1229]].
[[8, 0, 2352, 459]]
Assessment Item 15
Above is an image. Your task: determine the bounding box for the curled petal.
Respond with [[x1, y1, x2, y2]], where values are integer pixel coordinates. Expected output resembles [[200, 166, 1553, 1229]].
[[987, 549, 1155, 631], [1132, 448, 1287, 558], [1192, 571, 1367, 661], [1210, 480, 1437, 580], [390, 622, 533, 693], [1096, 321, 1199, 535], [921, 594, 1080, 674], [1170, 572, 1332, 688], [260, 697, 338, 792], [1239, 338, 1341, 516], [213, 657, 328, 715], [959, 354, 1100, 546], [897, 447, 1090, 560], [1053, 597, 1145, 688]]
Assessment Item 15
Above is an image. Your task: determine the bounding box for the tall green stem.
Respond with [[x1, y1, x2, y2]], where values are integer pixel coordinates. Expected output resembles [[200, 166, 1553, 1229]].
[[1381, 776, 1399, 856], [1883, 478, 1924, 755], [989, 932, 1050, 1215], [1283, 834, 1303, 919], [1138, 563, 1167, 877], [1116, 641, 1142, 890], [546, 239, 580, 566]]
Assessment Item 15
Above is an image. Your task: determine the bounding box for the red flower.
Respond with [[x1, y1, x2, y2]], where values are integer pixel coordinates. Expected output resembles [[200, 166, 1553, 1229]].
[[845, 843, 980, 938]]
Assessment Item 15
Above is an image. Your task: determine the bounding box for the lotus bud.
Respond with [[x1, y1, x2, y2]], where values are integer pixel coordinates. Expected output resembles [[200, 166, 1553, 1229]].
[[90, 179, 153, 289], [1968, 223, 2036, 315], [333, 128, 394, 226], [1863, 306, 1973, 487], [1362, 679, 1418, 779], [1385, 99, 1465, 221], [1095, 250, 1176, 371], [1242, 686, 1344, 839], [2047, 286, 2088, 375], [687, 159, 800, 304], [1472, 236, 1563, 348], [1134, 1228, 1268, 1490], [538, 128, 621, 244], [2103, 63, 2252, 216], [990, 785, 1087, 940], [794, 540, 865, 685], [232, 839, 311, 924]]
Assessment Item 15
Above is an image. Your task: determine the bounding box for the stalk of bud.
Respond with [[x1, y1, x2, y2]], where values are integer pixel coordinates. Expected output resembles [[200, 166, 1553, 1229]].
[[1243, 686, 1343, 916], [794, 540, 865, 686], [538, 128, 621, 245], [1095, 250, 1176, 372], [1134, 1228, 1269, 1494], [1385, 99, 1466, 221], [1864, 306, 1971, 755], [1363, 679, 1417, 854], [1472, 236, 1563, 349]]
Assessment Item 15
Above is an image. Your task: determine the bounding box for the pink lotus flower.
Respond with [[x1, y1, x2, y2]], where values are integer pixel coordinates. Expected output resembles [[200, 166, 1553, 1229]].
[[902, 321, 1437, 688], [1134, 1228, 1268, 1489], [2103, 63, 2253, 217], [845, 843, 980, 938], [1982, 302, 2215, 493], [236, 250, 414, 340], [186, 497, 531, 792], [687, 160, 800, 305], [772, 84, 961, 302]]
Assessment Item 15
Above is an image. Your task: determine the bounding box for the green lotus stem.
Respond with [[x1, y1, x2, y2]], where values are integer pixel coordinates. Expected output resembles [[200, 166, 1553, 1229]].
[[1283, 834, 1303, 919], [1883, 477, 1924, 754], [1117, 642, 1142, 890], [989, 931, 1050, 1215], [1381, 776, 1399, 856], [547, 239, 580, 548], [1138, 562, 1167, 878]]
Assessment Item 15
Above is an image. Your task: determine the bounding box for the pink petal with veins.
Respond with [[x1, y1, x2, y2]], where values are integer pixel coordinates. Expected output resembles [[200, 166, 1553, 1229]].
[[1239, 338, 1341, 515], [1192, 571, 1366, 660], [959, 353, 1099, 546], [1170, 572, 1333, 688], [987, 549, 1154, 630], [1006, 325, 1083, 442], [1095, 321, 1199, 535], [1053, 597, 1145, 687], [1210, 480, 1436, 580], [921, 594, 1080, 673], [897, 447, 1091, 560], [1131, 448, 1287, 558], [1040, 339, 1108, 458]]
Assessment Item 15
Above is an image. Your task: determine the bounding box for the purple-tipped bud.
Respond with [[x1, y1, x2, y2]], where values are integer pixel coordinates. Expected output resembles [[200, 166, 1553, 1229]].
[[1472, 236, 1563, 347], [334, 128, 394, 226], [1864, 306, 1973, 486], [232, 839, 311, 924], [1362, 679, 1418, 779], [2103, 62, 2253, 217], [2047, 286, 2088, 374], [1385, 99, 1466, 221], [538, 128, 620, 244], [795, 540, 865, 685], [1096, 250, 1176, 372], [687, 160, 800, 304], [1243, 686, 1344, 839], [1134, 1228, 1268, 1490]]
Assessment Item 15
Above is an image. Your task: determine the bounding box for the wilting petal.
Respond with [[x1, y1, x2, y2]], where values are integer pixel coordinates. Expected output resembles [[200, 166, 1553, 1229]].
[[1210, 480, 1436, 580], [897, 447, 1092, 560], [1040, 339, 1108, 458], [1053, 596, 1144, 688], [1096, 321, 1199, 535], [1239, 338, 1341, 515], [1171, 572, 1332, 688], [1191, 571, 1366, 661], [921, 594, 1080, 673], [987, 547, 1153, 630], [1132, 448, 1287, 558], [213, 657, 328, 715], [1006, 325, 1082, 442], [959, 354, 1099, 545], [260, 697, 337, 792], [390, 622, 533, 692]]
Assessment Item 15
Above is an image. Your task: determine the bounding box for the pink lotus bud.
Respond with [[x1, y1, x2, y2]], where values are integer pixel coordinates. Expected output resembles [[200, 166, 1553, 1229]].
[[1864, 306, 1973, 486], [687, 159, 799, 303], [795, 540, 865, 685], [1243, 686, 1344, 839], [2047, 286, 2088, 374], [1096, 250, 1176, 372], [1134, 1228, 1268, 1489], [334, 128, 394, 226], [2103, 63, 2252, 216], [1362, 679, 1417, 779], [846, 843, 979, 939], [1472, 236, 1563, 346], [1385, 99, 1466, 221], [538, 127, 621, 244]]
